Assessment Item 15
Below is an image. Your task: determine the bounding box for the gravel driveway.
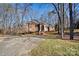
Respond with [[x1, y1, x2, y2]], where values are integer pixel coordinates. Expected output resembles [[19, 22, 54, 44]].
[[0, 35, 43, 56]]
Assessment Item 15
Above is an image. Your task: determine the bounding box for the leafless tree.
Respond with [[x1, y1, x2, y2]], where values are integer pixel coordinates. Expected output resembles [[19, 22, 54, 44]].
[[69, 3, 74, 40]]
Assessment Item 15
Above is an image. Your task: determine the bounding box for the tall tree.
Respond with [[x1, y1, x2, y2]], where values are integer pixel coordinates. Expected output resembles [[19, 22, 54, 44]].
[[60, 3, 64, 39], [52, 3, 64, 39], [69, 3, 74, 40], [1, 4, 11, 34], [52, 3, 61, 34]]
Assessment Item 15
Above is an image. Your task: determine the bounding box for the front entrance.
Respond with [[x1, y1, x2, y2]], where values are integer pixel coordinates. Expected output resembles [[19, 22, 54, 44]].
[[41, 25, 44, 31]]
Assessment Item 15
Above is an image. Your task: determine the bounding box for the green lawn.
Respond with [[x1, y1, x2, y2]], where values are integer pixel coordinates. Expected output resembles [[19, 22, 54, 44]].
[[30, 39, 79, 56]]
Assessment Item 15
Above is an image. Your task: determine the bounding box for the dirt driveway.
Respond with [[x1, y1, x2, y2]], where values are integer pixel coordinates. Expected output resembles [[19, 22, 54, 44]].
[[0, 35, 43, 56]]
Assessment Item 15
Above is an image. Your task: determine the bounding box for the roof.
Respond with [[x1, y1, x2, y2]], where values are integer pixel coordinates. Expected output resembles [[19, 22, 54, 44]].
[[26, 20, 39, 24], [26, 20, 49, 26]]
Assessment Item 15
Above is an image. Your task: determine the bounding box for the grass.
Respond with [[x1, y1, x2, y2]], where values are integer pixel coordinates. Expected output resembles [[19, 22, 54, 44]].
[[30, 39, 79, 56], [64, 29, 79, 33]]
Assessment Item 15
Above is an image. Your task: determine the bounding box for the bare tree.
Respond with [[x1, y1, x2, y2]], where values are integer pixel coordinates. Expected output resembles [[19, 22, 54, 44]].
[[69, 3, 74, 40], [52, 3, 61, 34], [60, 3, 64, 39], [51, 3, 64, 39], [0, 4, 11, 34]]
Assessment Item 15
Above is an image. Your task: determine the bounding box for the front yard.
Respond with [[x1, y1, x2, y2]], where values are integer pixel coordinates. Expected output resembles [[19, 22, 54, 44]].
[[30, 39, 79, 56], [0, 29, 79, 56]]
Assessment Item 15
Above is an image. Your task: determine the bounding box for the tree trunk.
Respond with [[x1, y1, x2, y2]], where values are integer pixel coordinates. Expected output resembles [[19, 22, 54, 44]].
[[60, 3, 64, 39], [57, 3, 60, 34], [69, 3, 74, 40]]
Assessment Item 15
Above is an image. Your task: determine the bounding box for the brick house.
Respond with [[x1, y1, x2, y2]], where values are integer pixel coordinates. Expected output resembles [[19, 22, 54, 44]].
[[26, 20, 55, 33], [26, 20, 49, 33], [27, 20, 39, 33], [16, 20, 55, 34]]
